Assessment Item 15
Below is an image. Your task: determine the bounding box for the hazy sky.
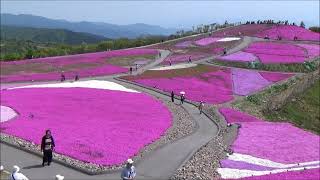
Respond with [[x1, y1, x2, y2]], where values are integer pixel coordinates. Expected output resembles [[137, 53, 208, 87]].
[[1, 1, 319, 28]]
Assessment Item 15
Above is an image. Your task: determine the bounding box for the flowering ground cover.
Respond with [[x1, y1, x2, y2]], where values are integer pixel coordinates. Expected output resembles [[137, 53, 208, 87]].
[[258, 71, 294, 82], [1, 48, 158, 83], [218, 108, 320, 179], [232, 68, 272, 96], [161, 53, 209, 65], [296, 44, 320, 59], [218, 51, 257, 62], [212, 24, 272, 37], [256, 25, 320, 41], [0, 84, 172, 165], [244, 42, 307, 64]]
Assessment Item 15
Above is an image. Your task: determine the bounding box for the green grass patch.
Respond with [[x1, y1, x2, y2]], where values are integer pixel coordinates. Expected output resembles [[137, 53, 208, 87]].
[[264, 80, 320, 134], [210, 58, 320, 73]]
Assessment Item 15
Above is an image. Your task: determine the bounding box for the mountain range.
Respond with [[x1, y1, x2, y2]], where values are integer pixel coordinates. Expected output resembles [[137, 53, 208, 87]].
[[1, 13, 178, 39]]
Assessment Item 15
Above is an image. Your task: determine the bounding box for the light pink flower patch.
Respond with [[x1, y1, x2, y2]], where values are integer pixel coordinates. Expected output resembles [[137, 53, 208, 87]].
[[134, 69, 234, 104], [219, 51, 257, 62], [162, 54, 208, 65], [175, 41, 192, 48], [232, 68, 272, 96], [256, 25, 320, 41], [219, 108, 320, 164], [296, 44, 320, 59], [259, 71, 294, 82], [194, 37, 221, 46], [0, 88, 172, 165]]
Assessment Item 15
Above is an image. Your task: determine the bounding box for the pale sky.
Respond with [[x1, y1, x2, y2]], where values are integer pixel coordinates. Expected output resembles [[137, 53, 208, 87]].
[[1, 1, 319, 28]]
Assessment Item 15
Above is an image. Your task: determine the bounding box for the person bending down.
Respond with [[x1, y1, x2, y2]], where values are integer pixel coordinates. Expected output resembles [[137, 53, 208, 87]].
[[121, 159, 136, 180]]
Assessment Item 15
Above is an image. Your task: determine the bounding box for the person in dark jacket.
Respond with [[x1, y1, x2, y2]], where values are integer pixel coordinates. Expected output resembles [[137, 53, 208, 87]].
[[75, 74, 79, 81], [41, 130, 55, 166], [60, 74, 65, 82], [171, 91, 175, 102]]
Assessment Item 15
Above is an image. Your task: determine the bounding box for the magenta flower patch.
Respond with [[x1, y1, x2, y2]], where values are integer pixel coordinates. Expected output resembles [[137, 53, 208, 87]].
[[0, 88, 172, 165], [259, 71, 294, 82], [229, 168, 320, 180], [219, 107, 263, 123], [244, 42, 307, 64], [256, 25, 320, 41], [134, 69, 234, 104], [194, 37, 221, 46], [232, 68, 272, 96], [218, 51, 257, 62], [1, 48, 158, 83]]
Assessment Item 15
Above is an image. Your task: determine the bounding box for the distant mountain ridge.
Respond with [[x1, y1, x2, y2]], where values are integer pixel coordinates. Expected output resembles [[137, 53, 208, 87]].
[[1, 25, 108, 45], [1, 13, 178, 38]]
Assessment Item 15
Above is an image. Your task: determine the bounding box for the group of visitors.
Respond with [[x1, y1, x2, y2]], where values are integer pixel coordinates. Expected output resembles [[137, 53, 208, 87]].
[[170, 91, 204, 114], [60, 74, 79, 82]]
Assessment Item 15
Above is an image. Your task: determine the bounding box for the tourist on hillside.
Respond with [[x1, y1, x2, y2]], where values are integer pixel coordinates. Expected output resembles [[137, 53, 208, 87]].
[[223, 48, 227, 55], [188, 56, 192, 63], [199, 101, 204, 114], [159, 52, 161, 58], [121, 159, 136, 180], [41, 130, 55, 166], [129, 66, 133, 74], [10, 165, 29, 180], [135, 64, 138, 71], [169, 59, 172, 66], [171, 91, 175, 102], [75, 74, 79, 81], [60, 74, 66, 82]]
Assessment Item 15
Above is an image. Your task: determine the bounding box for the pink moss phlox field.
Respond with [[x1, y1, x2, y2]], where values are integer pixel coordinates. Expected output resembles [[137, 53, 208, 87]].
[[212, 47, 225, 55], [232, 68, 272, 96], [175, 41, 193, 48], [134, 69, 234, 104], [1, 64, 127, 83], [244, 42, 307, 64], [219, 51, 257, 62], [162, 54, 208, 65], [256, 25, 320, 41], [1, 48, 158, 82], [212, 24, 271, 37], [258, 71, 294, 82], [220, 108, 320, 164], [227, 168, 320, 180], [194, 37, 221, 46], [296, 44, 320, 58], [0, 88, 172, 165], [219, 107, 263, 123]]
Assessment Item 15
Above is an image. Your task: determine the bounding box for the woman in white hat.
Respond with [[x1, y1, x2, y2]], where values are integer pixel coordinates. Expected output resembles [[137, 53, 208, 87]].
[[121, 159, 136, 180], [10, 165, 29, 180]]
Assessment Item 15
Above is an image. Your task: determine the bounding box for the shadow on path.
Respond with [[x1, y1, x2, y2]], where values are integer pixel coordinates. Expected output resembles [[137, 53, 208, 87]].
[[22, 164, 43, 170]]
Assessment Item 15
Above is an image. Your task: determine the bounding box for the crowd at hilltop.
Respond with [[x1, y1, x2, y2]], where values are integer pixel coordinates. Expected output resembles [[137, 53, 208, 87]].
[[244, 20, 304, 27]]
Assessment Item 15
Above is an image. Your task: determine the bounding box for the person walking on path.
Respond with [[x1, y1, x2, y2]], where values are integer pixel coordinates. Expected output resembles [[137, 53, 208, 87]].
[[135, 64, 138, 71], [60, 74, 65, 82], [169, 59, 172, 66], [188, 56, 192, 63], [10, 165, 29, 180], [180, 92, 185, 104], [121, 159, 136, 180], [171, 91, 175, 102], [198, 101, 204, 114], [41, 130, 55, 166], [129, 66, 133, 74], [74, 74, 79, 81]]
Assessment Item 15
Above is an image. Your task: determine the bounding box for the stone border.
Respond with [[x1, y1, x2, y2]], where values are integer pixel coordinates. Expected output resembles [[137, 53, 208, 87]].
[[0, 81, 199, 175]]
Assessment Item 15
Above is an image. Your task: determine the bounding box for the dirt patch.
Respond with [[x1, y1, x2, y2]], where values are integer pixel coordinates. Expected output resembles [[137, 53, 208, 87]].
[[1, 62, 56, 75], [106, 54, 155, 67]]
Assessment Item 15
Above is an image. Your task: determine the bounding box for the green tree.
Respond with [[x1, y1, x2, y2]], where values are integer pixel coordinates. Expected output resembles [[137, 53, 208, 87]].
[[300, 21, 306, 28]]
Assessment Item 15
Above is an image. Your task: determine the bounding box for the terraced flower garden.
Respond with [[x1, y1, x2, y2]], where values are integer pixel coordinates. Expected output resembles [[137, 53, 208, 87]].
[[122, 65, 294, 103], [0, 48, 158, 83], [218, 108, 320, 179], [0, 81, 172, 165]]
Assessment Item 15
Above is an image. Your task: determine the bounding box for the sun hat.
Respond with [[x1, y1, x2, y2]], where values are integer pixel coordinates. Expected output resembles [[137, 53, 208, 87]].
[[0, 165, 3, 171], [12, 165, 20, 173], [55, 174, 65, 180], [127, 159, 134, 164]]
